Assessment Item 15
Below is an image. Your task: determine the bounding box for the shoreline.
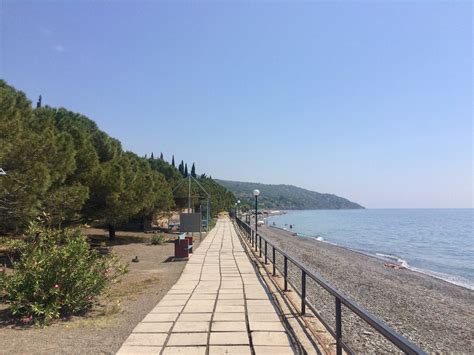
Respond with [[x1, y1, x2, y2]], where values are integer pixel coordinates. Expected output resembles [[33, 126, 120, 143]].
[[259, 224, 474, 353], [287, 228, 474, 291], [264, 211, 474, 291]]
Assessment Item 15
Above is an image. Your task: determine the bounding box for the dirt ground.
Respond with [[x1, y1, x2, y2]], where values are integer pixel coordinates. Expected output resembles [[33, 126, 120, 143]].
[[0, 228, 204, 354]]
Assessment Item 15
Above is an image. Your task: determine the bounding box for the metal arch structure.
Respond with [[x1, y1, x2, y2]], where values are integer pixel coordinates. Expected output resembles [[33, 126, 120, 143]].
[[172, 175, 211, 231]]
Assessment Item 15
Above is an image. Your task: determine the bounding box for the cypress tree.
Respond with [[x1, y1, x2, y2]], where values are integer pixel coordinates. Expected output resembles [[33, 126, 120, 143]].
[[184, 164, 188, 177], [160, 152, 164, 160], [191, 163, 196, 177], [150, 152, 154, 160], [36, 95, 42, 108], [172, 155, 175, 167]]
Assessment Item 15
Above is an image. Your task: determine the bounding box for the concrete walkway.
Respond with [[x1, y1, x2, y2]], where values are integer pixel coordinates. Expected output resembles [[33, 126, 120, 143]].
[[117, 217, 296, 355]]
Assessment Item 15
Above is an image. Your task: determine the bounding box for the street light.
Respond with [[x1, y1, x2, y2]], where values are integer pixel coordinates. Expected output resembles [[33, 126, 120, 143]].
[[253, 189, 260, 248], [237, 200, 241, 218]]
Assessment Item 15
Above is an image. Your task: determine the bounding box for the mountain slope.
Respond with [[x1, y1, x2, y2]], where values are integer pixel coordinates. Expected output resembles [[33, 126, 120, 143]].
[[215, 180, 364, 210]]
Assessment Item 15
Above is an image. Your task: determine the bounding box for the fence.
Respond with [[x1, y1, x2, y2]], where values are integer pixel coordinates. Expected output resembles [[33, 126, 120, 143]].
[[235, 217, 425, 355]]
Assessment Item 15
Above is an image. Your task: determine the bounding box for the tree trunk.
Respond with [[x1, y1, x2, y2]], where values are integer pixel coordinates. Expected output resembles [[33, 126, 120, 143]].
[[108, 224, 116, 241]]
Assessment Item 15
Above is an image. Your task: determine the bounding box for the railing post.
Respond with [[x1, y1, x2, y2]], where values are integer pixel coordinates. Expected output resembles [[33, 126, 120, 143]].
[[259, 236, 262, 257], [255, 233, 258, 252], [301, 270, 306, 315], [251, 230, 254, 246], [284, 256, 288, 291], [264, 240, 268, 264], [272, 247, 276, 276], [335, 298, 342, 355]]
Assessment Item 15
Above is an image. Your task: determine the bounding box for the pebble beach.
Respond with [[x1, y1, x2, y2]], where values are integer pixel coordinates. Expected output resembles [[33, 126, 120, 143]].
[[259, 225, 474, 353]]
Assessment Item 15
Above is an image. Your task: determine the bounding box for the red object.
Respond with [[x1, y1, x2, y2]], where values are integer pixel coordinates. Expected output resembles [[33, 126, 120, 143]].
[[174, 238, 190, 258]]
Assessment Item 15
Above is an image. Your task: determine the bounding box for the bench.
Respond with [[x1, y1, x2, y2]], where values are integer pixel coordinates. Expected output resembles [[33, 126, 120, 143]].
[[174, 233, 193, 259]]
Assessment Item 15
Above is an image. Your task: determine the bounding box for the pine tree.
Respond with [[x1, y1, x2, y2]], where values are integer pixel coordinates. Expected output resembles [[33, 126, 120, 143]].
[[160, 152, 163, 160], [184, 164, 188, 177], [172, 155, 175, 167], [191, 163, 196, 177]]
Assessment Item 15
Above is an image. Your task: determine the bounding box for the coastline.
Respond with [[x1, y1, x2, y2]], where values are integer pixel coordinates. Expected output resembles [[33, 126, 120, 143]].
[[294, 230, 474, 291], [259, 224, 474, 353]]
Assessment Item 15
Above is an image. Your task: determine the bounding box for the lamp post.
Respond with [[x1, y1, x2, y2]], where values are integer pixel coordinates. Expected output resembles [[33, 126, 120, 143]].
[[253, 189, 260, 248], [237, 200, 241, 219]]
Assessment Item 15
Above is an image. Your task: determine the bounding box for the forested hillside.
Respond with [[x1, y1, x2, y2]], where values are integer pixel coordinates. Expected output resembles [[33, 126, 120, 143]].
[[0, 81, 235, 237], [216, 180, 364, 210]]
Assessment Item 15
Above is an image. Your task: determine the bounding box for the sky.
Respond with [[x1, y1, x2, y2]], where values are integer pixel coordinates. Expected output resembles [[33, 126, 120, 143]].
[[1, 1, 472, 208]]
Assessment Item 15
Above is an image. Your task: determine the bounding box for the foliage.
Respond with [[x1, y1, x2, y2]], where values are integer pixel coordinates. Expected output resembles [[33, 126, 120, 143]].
[[216, 179, 364, 210], [150, 234, 165, 245], [0, 80, 235, 237], [193, 177, 236, 217], [0, 224, 127, 325]]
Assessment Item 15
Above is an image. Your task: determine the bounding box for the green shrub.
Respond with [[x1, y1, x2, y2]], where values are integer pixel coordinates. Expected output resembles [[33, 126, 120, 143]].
[[150, 234, 165, 245], [0, 224, 127, 324]]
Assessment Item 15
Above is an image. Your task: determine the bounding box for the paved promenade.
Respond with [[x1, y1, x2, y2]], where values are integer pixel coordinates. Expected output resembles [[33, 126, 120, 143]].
[[117, 217, 295, 355]]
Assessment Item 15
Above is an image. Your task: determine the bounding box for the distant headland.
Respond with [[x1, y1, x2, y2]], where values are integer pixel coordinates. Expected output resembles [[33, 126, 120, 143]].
[[216, 179, 364, 210]]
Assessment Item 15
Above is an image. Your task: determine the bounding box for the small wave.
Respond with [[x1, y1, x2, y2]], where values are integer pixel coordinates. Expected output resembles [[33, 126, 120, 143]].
[[406, 265, 474, 291], [375, 253, 408, 267], [316, 236, 324, 241], [375, 253, 473, 290]]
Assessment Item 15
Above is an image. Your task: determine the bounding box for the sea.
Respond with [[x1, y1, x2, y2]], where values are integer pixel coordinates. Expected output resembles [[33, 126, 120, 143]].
[[266, 209, 474, 290]]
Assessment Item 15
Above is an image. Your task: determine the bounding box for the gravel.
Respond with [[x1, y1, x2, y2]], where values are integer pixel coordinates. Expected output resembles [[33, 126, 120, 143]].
[[259, 225, 474, 354]]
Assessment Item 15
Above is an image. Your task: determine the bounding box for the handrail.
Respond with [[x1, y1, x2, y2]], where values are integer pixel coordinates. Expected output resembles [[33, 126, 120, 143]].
[[234, 216, 425, 355]]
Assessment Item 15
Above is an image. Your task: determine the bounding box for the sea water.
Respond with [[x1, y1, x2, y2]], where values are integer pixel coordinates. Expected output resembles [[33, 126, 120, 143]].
[[266, 209, 474, 290]]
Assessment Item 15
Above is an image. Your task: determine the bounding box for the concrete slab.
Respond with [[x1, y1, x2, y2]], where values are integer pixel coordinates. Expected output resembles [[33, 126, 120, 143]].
[[142, 313, 179, 323], [122, 333, 168, 346], [177, 313, 213, 322], [254, 346, 295, 355], [166, 332, 208, 346], [209, 331, 250, 345], [215, 305, 245, 313], [209, 346, 252, 355], [161, 347, 206, 355], [251, 332, 291, 346], [212, 313, 246, 322], [172, 321, 210, 332], [218, 293, 244, 300], [150, 306, 184, 313], [249, 321, 285, 332], [212, 321, 247, 332], [182, 303, 215, 313], [215, 299, 244, 306]]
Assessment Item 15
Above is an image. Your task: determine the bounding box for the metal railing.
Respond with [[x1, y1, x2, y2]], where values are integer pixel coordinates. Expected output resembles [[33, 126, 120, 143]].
[[235, 217, 425, 355]]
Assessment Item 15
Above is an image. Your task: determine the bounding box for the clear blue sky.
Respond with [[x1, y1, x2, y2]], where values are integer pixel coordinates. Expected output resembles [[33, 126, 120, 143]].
[[2, 1, 472, 208]]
